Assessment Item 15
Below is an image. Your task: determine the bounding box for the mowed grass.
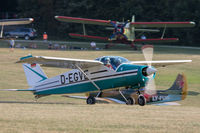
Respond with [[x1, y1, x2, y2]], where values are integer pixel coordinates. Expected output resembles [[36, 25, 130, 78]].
[[0, 46, 200, 133]]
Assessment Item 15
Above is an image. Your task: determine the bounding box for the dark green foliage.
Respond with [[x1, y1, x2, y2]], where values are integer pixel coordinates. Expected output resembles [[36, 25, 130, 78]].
[[11, 0, 200, 45]]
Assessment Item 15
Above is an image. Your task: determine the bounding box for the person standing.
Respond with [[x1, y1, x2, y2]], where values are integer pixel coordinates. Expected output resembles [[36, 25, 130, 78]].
[[9, 38, 15, 52], [43, 32, 48, 41], [90, 41, 96, 50]]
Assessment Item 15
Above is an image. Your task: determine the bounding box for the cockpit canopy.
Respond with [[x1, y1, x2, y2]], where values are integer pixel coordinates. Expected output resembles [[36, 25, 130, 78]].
[[95, 56, 130, 70]]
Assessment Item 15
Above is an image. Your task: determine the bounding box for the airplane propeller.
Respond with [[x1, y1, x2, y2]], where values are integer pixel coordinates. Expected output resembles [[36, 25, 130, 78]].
[[142, 45, 157, 97]]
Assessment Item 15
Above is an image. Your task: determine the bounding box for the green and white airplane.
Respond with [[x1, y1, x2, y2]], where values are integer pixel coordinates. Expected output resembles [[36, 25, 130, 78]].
[[3, 46, 191, 106]]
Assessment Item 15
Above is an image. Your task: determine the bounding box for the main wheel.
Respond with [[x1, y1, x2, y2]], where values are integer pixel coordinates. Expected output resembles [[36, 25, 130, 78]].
[[138, 95, 146, 106], [126, 97, 135, 105], [86, 96, 96, 104]]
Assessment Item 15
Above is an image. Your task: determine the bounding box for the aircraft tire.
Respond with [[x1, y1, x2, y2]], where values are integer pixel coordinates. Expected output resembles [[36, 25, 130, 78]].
[[126, 97, 135, 105], [86, 96, 96, 104], [138, 95, 146, 106]]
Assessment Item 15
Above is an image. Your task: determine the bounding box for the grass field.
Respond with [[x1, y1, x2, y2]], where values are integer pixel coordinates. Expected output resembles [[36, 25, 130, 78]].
[[0, 43, 200, 133]]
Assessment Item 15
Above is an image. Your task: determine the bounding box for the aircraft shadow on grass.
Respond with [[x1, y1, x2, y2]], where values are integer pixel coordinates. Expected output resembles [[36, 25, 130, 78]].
[[187, 91, 200, 96], [0, 101, 77, 105]]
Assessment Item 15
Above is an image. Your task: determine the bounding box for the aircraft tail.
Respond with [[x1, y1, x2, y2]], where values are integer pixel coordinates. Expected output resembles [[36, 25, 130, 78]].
[[166, 73, 188, 100], [22, 63, 48, 87]]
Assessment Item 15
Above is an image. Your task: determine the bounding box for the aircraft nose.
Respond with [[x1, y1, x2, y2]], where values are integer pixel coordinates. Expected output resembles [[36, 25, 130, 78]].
[[146, 67, 157, 76]]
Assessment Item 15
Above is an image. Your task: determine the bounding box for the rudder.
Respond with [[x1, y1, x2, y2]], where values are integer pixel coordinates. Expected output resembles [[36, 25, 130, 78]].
[[23, 63, 48, 87]]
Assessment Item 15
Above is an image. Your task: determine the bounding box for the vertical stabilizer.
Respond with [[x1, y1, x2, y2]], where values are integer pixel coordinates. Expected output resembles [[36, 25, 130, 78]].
[[167, 73, 188, 100], [23, 63, 48, 87], [126, 15, 135, 41]]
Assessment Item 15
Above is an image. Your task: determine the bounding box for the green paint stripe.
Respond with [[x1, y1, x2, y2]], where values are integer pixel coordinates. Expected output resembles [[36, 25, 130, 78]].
[[24, 65, 47, 81]]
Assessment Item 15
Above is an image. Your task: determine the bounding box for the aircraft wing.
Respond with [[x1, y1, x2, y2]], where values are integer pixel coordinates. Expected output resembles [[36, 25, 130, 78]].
[[131, 60, 192, 67], [55, 16, 112, 26], [69, 33, 178, 43], [133, 38, 179, 43], [0, 18, 34, 26], [17, 55, 103, 69], [130, 21, 195, 28]]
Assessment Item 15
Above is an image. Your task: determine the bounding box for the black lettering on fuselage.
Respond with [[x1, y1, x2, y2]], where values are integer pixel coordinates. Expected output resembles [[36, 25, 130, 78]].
[[78, 72, 84, 80], [68, 73, 73, 83], [74, 72, 79, 81], [60, 75, 66, 84]]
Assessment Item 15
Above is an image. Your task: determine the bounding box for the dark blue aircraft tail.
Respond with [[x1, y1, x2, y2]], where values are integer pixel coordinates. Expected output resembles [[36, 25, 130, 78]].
[[165, 73, 188, 100]]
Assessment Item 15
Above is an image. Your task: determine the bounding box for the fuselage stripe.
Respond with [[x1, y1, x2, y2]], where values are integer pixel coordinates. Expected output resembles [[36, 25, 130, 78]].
[[90, 70, 108, 74], [35, 80, 59, 88], [35, 70, 138, 92]]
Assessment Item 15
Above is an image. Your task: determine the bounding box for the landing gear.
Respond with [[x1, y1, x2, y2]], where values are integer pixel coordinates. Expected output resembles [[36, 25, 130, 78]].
[[119, 90, 134, 105], [138, 95, 146, 106], [126, 97, 135, 105], [86, 96, 96, 104]]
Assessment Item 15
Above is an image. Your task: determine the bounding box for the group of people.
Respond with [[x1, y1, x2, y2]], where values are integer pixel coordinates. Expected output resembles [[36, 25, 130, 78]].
[[48, 42, 67, 50]]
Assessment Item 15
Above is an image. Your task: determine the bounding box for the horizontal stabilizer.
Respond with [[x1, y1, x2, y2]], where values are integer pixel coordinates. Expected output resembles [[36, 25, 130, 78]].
[[0, 88, 34, 91]]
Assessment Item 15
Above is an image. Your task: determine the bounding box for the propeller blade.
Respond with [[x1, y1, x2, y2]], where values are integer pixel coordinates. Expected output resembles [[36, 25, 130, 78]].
[[144, 75, 156, 96], [142, 45, 154, 67], [142, 45, 157, 97]]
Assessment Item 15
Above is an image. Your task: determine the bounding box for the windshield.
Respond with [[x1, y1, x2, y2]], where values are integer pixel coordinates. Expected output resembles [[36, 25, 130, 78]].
[[95, 56, 129, 70]]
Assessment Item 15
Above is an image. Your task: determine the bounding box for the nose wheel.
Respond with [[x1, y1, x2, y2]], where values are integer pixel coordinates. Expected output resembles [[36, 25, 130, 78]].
[[138, 95, 146, 106]]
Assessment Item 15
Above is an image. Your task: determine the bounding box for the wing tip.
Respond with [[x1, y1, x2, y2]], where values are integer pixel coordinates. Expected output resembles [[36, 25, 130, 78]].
[[190, 21, 196, 26], [17, 54, 33, 63], [29, 18, 34, 22]]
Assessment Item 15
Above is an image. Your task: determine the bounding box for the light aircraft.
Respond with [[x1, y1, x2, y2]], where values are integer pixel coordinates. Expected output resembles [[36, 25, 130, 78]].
[[64, 73, 187, 106], [55, 16, 195, 48], [1, 45, 191, 106], [0, 18, 34, 39]]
